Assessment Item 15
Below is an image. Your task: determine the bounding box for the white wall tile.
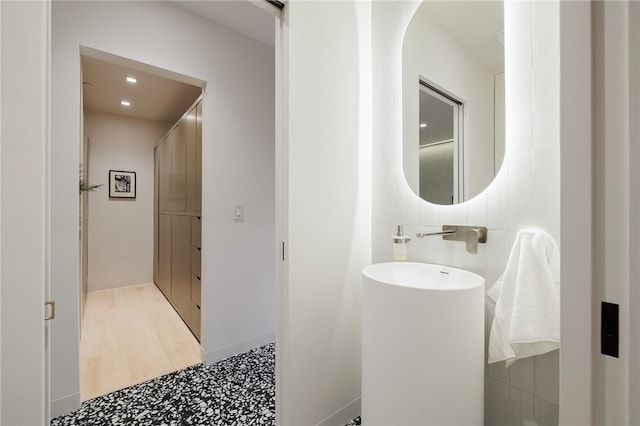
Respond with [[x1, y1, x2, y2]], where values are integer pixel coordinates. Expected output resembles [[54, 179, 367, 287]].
[[379, 170, 395, 224], [372, 223, 386, 263], [418, 200, 435, 225], [506, 70, 533, 153], [393, 181, 409, 225], [534, 397, 559, 426], [487, 377, 511, 426], [505, 0, 532, 73], [510, 357, 535, 394], [485, 229, 516, 289], [488, 173, 510, 230], [532, 1, 559, 68], [508, 151, 534, 229], [410, 237, 436, 264], [534, 350, 559, 404], [488, 359, 510, 385], [533, 146, 560, 234], [449, 242, 487, 278], [405, 191, 422, 226], [532, 64, 560, 152], [433, 201, 468, 225], [508, 387, 536, 426], [450, 241, 470, 269], [433, 239, 455, 266], [466, 190, 488, 226]]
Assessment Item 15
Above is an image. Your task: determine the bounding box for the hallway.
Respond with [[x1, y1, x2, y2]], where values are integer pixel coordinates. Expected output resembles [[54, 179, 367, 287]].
[[80, 283, 201, 400]]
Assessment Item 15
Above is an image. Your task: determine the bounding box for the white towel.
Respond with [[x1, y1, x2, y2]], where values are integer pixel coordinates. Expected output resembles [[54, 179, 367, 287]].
[[487, 228, 560, 366]]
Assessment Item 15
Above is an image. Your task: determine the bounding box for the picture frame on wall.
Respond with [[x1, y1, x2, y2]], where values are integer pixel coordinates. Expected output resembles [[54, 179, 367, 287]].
[[109, 170, 136, 199]]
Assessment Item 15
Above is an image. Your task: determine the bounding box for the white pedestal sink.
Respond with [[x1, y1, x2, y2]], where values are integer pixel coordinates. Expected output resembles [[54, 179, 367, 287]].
[[361, 262, 484, 426]]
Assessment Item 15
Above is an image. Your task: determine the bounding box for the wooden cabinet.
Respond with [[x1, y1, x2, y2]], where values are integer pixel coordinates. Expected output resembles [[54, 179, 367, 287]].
[[185, 107, 197, 212], [158, 134, 172, 212], [170, 122, 186, 211], [153, 99, 202, 341], [195, 103, 202, 212], [190, 215, 202, 340], [171, 215, 191, 319], [157, 214, 172, 298]]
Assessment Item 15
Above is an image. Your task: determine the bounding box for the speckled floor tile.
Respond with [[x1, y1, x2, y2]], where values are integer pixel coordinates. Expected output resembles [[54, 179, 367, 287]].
[[51, 343, 275, 426], [51, 342, 361, 426], [345, 416, 362, 425]]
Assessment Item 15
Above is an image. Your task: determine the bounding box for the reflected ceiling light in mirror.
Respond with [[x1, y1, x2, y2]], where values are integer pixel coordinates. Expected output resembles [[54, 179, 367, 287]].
[[420, 123, 428, 128], [126, 76, 137, 83], [120, 100, 131, 107]]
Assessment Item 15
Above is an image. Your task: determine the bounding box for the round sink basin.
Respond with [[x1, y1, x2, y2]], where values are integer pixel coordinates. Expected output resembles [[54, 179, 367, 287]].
[[362, 261, 484, 291], [361, 262, 484, 426]]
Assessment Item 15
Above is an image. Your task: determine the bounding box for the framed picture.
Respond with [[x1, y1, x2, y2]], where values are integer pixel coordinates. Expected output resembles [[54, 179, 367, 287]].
[[109, 170, 136, 198]]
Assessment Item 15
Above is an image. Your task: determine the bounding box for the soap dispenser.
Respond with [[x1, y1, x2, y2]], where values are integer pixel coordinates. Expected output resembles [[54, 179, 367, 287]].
[[393, 225, 410, 260]]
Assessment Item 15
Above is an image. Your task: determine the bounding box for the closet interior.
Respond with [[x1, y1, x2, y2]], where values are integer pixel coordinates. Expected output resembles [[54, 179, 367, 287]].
[[154, 99, 203, 341]]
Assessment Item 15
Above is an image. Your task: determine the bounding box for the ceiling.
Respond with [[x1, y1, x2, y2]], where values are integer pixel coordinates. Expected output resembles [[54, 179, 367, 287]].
[[82, 1, 276, 124], [82, 55, 203, 124], [174, 1, 276, 47]]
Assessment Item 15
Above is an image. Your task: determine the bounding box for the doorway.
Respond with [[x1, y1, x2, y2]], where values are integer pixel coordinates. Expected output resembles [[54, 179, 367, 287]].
[[80, 52, 203, 399], [50, 1, 278, 417]]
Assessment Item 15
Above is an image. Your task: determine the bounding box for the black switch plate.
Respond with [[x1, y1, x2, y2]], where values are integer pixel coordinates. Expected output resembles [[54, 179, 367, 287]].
[[601, 302, 619, 358]]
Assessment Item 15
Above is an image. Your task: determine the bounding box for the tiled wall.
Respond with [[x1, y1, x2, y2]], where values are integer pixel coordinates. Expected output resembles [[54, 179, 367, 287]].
[[371, 1, 560, 425]]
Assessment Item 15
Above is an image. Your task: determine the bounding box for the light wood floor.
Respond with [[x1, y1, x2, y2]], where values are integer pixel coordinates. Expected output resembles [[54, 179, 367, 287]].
[[80, 283, 201, 401]]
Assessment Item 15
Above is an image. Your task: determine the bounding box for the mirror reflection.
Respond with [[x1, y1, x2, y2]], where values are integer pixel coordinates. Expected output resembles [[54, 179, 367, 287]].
[[403, 1, 505, 205], [418, 80, 463, 204]]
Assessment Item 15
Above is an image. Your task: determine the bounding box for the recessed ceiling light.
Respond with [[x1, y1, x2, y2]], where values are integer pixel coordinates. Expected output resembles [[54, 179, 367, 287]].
[[121, 100, 131, 107], [126, 76, 137, 83], [420, 123, 428, 128]]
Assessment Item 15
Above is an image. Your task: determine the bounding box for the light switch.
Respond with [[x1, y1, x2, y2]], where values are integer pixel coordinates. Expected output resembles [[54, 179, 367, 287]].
[[234, 204, 244, 222]]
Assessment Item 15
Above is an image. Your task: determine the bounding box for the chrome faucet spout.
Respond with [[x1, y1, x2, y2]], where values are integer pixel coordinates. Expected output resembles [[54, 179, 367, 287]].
[[416, 225, 487, 255], [416, 230, 456, 238]]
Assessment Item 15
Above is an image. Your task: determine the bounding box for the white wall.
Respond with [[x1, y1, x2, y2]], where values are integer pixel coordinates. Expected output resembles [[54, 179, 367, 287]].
[[372, 1, 560, 425], [51, 1, 275, 416], [84, 110, 170, 291], [402, 6, 496, 200], [279, 1, 371, 424]]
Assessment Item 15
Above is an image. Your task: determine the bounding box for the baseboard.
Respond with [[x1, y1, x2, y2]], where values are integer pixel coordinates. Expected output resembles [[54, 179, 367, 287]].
[[316, 397, 361, 426], [88, 277, 153, 292], [203, 331, 275, 365], [50, 392, 81, 419]]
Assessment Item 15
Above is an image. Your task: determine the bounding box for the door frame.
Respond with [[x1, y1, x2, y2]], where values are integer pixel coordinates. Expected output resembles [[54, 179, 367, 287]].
[[0, 0, 50, 423]]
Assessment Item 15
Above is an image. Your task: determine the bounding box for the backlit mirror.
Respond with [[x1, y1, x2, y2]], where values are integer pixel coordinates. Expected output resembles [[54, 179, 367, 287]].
[[403, 1, 505, 205]]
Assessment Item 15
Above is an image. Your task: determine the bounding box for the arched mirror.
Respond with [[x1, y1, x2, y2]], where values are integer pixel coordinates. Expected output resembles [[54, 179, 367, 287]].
[[403, 1, 505, 205]]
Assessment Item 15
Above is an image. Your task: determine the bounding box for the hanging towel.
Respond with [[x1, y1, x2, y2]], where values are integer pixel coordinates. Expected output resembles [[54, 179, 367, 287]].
[[487, 228, 560, 366]]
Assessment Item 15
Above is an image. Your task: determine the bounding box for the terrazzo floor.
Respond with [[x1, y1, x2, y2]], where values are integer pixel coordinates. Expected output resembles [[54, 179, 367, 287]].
[[51, 343, 362, 426]]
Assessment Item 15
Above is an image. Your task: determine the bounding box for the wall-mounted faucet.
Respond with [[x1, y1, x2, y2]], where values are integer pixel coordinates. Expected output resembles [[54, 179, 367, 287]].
[[416, 225, 488, 254]]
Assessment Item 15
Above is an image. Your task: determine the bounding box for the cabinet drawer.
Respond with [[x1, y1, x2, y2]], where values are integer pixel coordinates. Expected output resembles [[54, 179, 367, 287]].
[[191, 273, 201, 303], [191, 216, 201, 248], [191, 245, 201, 276]]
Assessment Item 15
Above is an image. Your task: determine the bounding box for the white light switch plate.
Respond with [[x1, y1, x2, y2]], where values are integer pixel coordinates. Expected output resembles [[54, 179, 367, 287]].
[[234, 204, 244, 222]]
